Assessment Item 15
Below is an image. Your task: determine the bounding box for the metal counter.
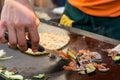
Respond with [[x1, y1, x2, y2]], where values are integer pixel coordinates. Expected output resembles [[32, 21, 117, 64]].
[[0, 22, 120, 80]]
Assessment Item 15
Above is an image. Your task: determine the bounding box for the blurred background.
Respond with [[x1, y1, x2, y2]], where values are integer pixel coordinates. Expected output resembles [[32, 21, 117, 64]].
[[28, 0, 67, 20], [29, 0, 66, 8], [0, 0, 66, 19]]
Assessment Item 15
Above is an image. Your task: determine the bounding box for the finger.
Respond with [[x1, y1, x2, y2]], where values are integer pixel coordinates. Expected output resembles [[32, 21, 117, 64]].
[[15, 24, 27, 51], [35, 17, 40, 27], [0, 21, 8, 43], [7, 23, 17, 48], [28, 25, 39, 52]]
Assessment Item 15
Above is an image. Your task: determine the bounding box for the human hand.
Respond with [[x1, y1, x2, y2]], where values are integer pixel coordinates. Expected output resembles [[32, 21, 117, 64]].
[[0, 0, 40, 52]]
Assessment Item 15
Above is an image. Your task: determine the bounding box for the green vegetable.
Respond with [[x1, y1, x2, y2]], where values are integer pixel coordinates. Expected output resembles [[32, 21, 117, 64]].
[[9, 75, 24, 80], [33, 74, 45, 79], [0, 70, 3, 73], [24, 79, 31, 80], [0, 50, 6, 58], [68, 48, 77, 57], [3, 70, 15, 78], [67, 51, 76, 59], [0, 68, 32, 80], [0, 56, 13, 60], [78, 70, 86, 75], [86, 64, 96, 74], [113, 56, 120, 63], [79, 64, 96, 74]]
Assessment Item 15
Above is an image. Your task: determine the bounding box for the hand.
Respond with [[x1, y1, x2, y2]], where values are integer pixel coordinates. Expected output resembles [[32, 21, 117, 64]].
[[0, 0, 40, 52]]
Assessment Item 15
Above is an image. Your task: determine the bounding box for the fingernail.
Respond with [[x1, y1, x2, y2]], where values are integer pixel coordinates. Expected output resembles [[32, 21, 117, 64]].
[[18, 45, 28, 52], [8, 43, 17, 49]]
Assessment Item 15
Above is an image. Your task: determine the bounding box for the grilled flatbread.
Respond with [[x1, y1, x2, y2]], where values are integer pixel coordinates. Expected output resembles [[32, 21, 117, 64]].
[[35, 11, 51, 20], [25, 49, 48, 56], [25, 32, 70, 55], [39, 33, 70, 50]]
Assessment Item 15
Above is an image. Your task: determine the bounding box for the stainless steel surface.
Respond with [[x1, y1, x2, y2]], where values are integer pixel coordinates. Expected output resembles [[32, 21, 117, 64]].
[[0, 44, 67, 80], [40, 19, 120, 45], [0, 22, 120, 80], [0, 23, 70, 79], [69, 27, 120, 45]]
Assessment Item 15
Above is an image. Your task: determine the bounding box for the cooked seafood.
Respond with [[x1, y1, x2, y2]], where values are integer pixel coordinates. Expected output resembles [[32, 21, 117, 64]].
[[102, 44, 120, 63], [59, 49, 109, 74]]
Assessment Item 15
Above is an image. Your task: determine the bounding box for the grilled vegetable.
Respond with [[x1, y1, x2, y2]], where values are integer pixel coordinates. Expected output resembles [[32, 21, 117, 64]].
[[0, 56, 13, 61], [67, 50, 76, 59], [68, 48, 77, 57], [79, 70, 86, 75], [3, 70, 15, 78], [63, 49, 109, 74], [0, 50, 6, 58], [113, 56, 120, 63], [9, 75, 24, 80], [86, 64, 96, 74], [0, 49, 13, 61], [79, 64, 96, 74], [33, 73, 45, 79], [59, 51, 71, 59], [102, 47, 120, 63], [0, 68, 31, 80]]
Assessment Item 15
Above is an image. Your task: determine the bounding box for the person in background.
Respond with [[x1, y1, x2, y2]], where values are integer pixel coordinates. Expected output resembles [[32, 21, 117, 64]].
[[51, 0, 66, 7], [60, 0, 120, 40], [33, 0, 66, 7]]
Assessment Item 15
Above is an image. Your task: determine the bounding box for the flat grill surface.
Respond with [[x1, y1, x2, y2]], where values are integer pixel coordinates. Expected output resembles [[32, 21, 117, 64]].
[[67, 34, 120, 80], [0, 22, 120, 80]]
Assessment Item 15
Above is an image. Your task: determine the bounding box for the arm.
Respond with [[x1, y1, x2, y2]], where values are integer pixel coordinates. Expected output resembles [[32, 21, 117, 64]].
[[0, 0, 40, 52]]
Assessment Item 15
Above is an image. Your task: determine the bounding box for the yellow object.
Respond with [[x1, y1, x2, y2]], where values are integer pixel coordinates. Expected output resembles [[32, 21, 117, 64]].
[[86, 64, 96, 74], [68, 0, 120, 17], [79, 70, 86, 75], [59, 14, 74, 27]]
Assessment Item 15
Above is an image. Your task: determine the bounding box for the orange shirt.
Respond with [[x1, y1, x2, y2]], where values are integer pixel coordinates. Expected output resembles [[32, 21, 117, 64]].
[[68, 0, 120, 17]]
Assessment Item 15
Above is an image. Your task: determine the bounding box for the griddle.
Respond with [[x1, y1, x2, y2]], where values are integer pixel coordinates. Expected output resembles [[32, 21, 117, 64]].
[[0, 20, 120, 80]]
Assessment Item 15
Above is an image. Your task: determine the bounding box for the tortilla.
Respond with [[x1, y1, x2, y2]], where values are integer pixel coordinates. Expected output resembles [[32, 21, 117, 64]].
[[25, 32, 70, 55], [35, 11, 51, 20], [39, 33, 70, 50], [25, 49, 48, 56]]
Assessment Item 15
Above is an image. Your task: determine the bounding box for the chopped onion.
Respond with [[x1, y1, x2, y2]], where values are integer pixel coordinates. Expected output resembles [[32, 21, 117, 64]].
[[0, 56, 13, 60], [9, 75, 24, 80], [0, 49, 13, 60], [0, 49, 6, 58]]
